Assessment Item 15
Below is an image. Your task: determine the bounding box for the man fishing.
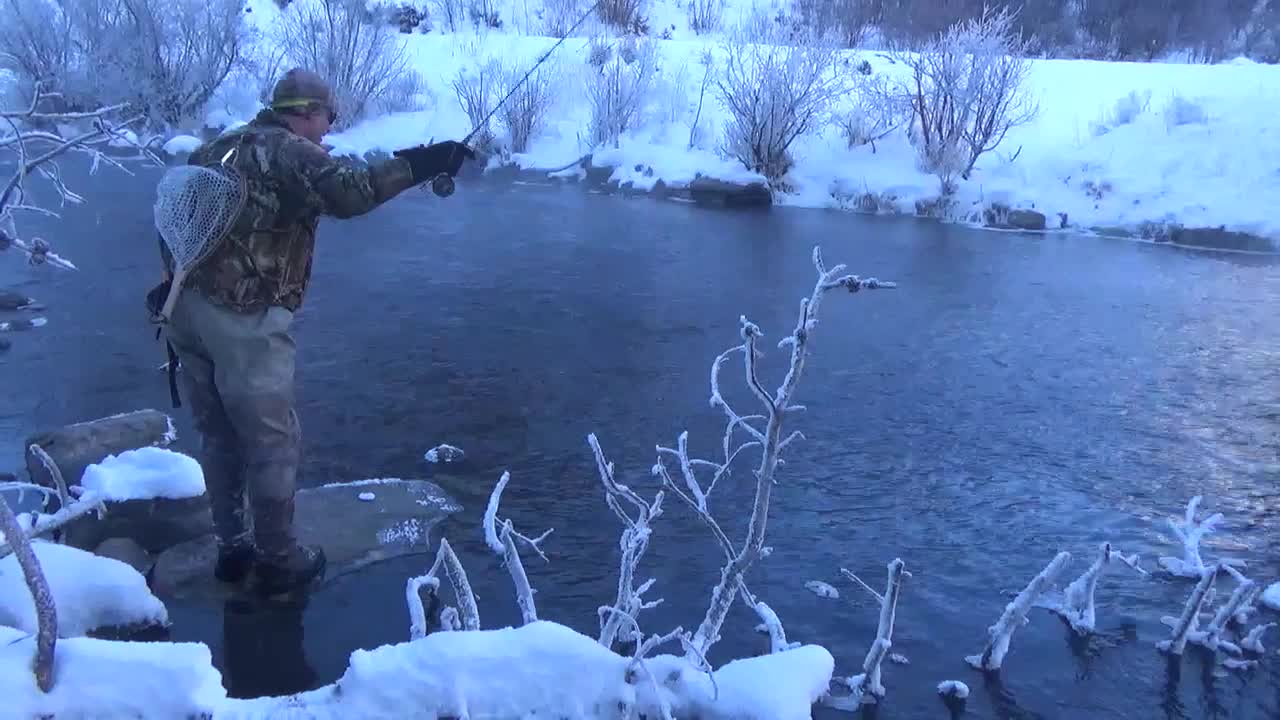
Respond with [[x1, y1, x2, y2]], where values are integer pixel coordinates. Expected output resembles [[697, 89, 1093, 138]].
[[155, 69, 473, 596]]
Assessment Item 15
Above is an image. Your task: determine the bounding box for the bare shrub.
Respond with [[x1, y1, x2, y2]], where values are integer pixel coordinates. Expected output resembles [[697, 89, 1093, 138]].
[[1089, 89, 1151, 136], [587, 35, 614, 68], [1163, 93, 1207, 130], [839, 71, 910, 151], [897, 7, 1038, 190], [596, 0, 648, 34], [432, 0, 467, 31], [467, 0, 501, 29], [496, 62, 558, 153], [2, 0, 248, 128], [543, 0, 583, 37], [687, 0, 726, 35], [276, 0, 423, 129], [585, 37, 657, 147], [715, 25, 845, 183], [687, 47, 715, 149], [451, 56, 503, 152]]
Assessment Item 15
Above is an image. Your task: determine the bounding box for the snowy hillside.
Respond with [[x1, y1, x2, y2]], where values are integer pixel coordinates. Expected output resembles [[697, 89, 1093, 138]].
[[192, 0, 1280, 249]]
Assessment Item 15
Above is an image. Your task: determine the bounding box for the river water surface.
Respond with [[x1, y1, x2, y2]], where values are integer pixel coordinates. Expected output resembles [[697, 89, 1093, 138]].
[[1, 162, 1278, 719]]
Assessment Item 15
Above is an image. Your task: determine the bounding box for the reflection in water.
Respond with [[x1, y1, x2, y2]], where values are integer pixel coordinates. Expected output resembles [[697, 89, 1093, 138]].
[[221, 597, 317, 699]]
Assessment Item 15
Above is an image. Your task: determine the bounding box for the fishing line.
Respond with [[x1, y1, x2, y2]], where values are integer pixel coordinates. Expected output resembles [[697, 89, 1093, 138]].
[[429, 0, 608, 197]]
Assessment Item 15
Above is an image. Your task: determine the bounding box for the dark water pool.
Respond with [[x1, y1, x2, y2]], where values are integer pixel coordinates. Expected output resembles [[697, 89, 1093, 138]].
[[2, 160, 1278, 719]]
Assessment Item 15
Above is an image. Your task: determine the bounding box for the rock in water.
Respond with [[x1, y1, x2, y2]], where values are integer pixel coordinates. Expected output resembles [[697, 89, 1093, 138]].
[[95, 537, 156, 580], [1263, 582, 1280, 611], [25, 410, 210, 555], [0, 289, 40, 311], [151, 478, 462, 602], [688, 176, 773, 208]]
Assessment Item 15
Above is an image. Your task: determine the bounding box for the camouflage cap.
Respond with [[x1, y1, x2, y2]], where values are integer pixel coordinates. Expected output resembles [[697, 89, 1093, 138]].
[[271, 68, 335, 113]]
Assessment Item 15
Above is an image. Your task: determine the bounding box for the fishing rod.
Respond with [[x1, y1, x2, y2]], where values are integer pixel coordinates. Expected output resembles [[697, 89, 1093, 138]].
[[428, 0, 607, 198]]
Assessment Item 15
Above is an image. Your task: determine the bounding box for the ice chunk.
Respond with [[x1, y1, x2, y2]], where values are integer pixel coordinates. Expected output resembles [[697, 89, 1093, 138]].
[[79, 447, 205, 501], [805, 580, 839, 599], [424, 444, 465, 464], [0, 541, 168, 636], [358, 492, 376, 502]]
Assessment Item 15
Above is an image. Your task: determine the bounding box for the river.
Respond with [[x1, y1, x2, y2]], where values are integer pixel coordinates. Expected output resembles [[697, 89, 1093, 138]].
[[1, 161, 1278, 719]]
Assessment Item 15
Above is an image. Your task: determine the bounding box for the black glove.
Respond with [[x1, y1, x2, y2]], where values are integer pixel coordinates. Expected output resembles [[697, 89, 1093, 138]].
[[394, 141, 476, 182]]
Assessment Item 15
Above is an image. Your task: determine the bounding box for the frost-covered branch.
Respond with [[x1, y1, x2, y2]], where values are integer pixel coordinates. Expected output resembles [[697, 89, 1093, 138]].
[[27, 443, 68, 509], [1188, 569, 1255, 653], [665, 246, 895, 659], [1, 83, 147, 270], [590, 434, 666, 649], [1157, 564, 1219, 656], [967, 551, 1071, 671], [482, 472, 551, 625], [1240, 623, 1273, 654], [1157, 496, 1244, 577], [0, 493, 56, 692], [1038, 542, 1146, 634], [0, 489, 106, 559], [405, 537, 480, 634], [839, 559, 908, 704]]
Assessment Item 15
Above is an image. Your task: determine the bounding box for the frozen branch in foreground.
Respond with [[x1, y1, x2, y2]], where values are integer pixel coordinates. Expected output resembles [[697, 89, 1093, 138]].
[[1, 83, 154, 270], [749, 595, 800, 653], [839, 559, 909, 703], [1240, 623, 1273, 654], [483, 472, 552, 626], [967, 551, 1071, 671], [0, 490, 106, 560], [27, 444, 69, 509], [1038, 542, 1146, 634], [0, 493, 56, 692], [590, 434, 666, 650], [404, 537, 480, 637], [1157, 496, 1244, 578], [1157, 564, 1219, 656], [1188, 567, 1255, 653], [651, 246, 894, 660]]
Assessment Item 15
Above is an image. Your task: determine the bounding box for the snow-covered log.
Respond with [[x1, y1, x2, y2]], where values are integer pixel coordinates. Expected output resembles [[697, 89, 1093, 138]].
[[967, 551, 1071, 671], [1038, 542, 1146, 634], [483, 471, 552, 626]]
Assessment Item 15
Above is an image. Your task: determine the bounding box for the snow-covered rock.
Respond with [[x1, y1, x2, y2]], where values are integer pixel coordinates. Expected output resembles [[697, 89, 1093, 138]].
[[162, 134, 203, 156], [0, 541, 168, 636], [80, 446, 205, 502]]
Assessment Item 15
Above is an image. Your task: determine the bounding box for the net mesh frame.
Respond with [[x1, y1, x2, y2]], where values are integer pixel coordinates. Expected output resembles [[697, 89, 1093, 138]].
[[153, 162, 247, 273]]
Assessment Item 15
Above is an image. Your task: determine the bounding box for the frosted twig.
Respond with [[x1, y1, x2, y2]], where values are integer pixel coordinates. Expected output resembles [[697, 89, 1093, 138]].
[[966, 551, 1071, 671], [1189, 572, 1255, 652], [1157, 496, 1243, 577], [1157, 564, 1218, 656], [405, 572, 441, 640], [1039, 542, 1146, 634], [482, 472, 549, 625], [750, 596, 800, 653], [590, 434, 666, 648], [0, 494, 56, 692], [439, 607, 462, 631], [864, 559, 908, 698], [840, 568, 885, 604], [1240, 623, 1273, 654], [686, 246, 895, 659], [409, 538, 479, 632], [27, 444, 68, 509], [0, 491, 106, 560]]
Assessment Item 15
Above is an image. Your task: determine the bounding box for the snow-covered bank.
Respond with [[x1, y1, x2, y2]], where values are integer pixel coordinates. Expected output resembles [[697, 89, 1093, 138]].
[[197, 3, 1280, 250]]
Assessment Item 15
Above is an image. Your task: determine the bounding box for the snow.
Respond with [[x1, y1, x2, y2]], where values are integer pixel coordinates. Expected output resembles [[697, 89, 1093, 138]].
[[223, 620, 834, 719], [0, 541, 168, 637], [1263, 582, 1280, 611], [0, 625, 226, 717], [162, 134, 203, 155], [358, 491, 376, 501], [79, 446, 206, 501], [196, 22, 1280, 248]]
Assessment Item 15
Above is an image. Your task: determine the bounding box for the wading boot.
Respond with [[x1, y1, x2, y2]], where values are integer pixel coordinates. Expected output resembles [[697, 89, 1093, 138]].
[[214, 541, 257, 583], [254, 544, 327, 597]]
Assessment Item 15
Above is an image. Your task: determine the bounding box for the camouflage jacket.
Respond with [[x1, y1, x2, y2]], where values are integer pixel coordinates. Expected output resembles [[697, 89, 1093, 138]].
[[167, 110, 416, 313]]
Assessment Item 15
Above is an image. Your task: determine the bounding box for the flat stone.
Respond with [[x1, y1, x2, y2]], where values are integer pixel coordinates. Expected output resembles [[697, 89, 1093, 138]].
[[151, 478, 462, 602], [94, 537, 155, 580], [1007, 209, 1047, 231]]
